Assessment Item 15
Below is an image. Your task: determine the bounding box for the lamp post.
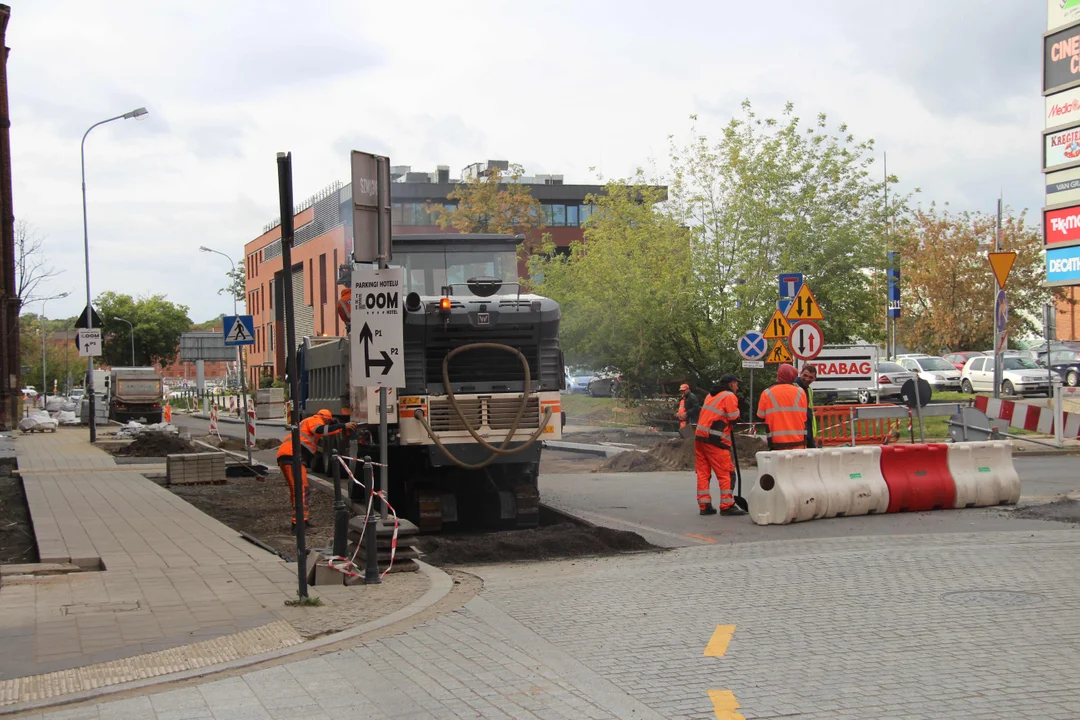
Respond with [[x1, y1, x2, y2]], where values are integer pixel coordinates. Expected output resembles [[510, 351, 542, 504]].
[[115, 316, 135, 366], [199, 245, 253, 465], [82, 106, 149, 442], [41, 291, 70, 408]]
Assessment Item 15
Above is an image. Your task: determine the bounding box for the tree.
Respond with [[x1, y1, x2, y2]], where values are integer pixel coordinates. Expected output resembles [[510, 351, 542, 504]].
[[893, 206, 1054, 353], [14, 220, 62, 310], [219, 259, 245, 305], [191, 314, 225, 332], [95, 292, 192, 368], [430, 164, 546, 252], [19, 314, 82, 394]]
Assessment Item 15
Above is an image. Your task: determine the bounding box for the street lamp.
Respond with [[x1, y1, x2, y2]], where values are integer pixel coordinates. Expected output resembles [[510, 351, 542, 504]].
[[199, 245, 253, 465], [82, 106, 149, 442], [41, 291, 71, 407], [115, 317, 135, 366]]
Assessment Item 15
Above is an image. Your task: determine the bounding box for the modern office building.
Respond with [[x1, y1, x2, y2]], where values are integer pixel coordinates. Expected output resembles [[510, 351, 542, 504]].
[[242, 160, 620, 383]]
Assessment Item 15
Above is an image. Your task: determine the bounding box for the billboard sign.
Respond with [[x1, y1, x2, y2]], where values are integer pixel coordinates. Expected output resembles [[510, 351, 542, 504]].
[[1045, 23, 1080, 94], [1047, 86, 1080, 128], [1047, 244, 1080, 286], [1044, 123, 1080, 170], [351, 150, 391, 264], [1045, 204, 1080, 247], [1047, 167, 1080, 205], [1049, 0, 1080, 32], [794, 344, 879, 393]]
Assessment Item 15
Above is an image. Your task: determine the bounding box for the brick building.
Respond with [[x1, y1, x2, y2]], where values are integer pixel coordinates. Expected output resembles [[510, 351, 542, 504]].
[[242, 161, 608, 383]]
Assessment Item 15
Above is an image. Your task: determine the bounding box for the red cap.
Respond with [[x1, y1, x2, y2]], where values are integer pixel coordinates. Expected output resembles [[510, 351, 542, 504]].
[[679, 383, 690, 392]]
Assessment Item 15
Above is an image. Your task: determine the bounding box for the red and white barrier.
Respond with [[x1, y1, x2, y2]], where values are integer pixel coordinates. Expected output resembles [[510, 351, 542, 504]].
[[209, 406, 219, 436], [975, 394, 1080, 439], [247, 407, 256, 449]]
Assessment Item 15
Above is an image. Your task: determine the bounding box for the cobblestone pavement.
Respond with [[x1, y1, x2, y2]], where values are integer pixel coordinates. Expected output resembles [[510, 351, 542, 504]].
[[22, 526, 1080, 719]]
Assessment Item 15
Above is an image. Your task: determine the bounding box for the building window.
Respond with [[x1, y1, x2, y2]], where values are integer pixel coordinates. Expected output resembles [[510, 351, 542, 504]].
[[567, 205, 579, 227], [319, 254, 327, 304], [392, 202, 455, 226], [551, 204, 566, 226], [268, 324, 274, 353]]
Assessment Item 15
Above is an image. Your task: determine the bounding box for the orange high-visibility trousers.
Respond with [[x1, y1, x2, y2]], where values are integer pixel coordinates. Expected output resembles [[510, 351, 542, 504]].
[[278, 457, 310, 523], [695, 442, 735, 510]]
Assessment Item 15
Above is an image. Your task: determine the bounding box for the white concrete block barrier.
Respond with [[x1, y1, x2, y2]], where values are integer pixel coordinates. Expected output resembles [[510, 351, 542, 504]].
[[747, 449, 829, 525], [946, 440, 1021, 508], [816, 446, 890, 518]]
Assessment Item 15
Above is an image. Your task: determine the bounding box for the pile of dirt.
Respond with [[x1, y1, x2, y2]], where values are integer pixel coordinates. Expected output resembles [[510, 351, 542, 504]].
[[202, 436, 280, 452], [595, 433, 769, 473], [416, 522, 657, 566], [167, 474, 334, 560], [0, 476, 38, 564], [1012, 497, 1080, 524], [113, 432, 212, 457]]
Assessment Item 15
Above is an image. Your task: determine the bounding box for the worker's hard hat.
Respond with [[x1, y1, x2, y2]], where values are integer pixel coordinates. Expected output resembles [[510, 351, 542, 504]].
[[317, 409, 333, 420], [679, 383, 690, 392]]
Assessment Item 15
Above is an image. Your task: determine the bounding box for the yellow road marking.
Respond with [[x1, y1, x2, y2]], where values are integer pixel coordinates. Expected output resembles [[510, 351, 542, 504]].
[[686, 533, 717, 543], [703, 624, 736, 657], [708, 689, 746, 719]]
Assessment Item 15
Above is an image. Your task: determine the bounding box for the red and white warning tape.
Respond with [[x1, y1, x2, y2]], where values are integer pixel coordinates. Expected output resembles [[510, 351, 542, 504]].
[[321, 454, 399, 580]]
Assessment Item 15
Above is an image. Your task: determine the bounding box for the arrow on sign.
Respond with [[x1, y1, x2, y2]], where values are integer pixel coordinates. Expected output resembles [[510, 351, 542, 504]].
[[789, 321, 823, 361], [357, 322, 394, 376], [785, 285, 824, 321]]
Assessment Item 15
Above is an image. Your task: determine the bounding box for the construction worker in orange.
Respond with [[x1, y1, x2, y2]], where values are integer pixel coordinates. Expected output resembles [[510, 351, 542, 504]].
[[336, 287, 351, 333], [757, 363, 809, 451], [695, 374, 745, 516], [276, 411, 357, 531], [676, 383, 701, 434]]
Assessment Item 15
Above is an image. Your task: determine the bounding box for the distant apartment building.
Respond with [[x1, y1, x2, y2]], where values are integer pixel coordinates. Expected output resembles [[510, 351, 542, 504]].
[[242, 160, 614, 383]]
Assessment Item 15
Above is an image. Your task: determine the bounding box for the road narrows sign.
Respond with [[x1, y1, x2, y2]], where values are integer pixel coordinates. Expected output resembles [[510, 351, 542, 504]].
[[789, 321, 824, 361], [785, 285, 824, 321], [765, 340, 793, 364], [350, 266, 406, 389], [762, 310, 791, 340]]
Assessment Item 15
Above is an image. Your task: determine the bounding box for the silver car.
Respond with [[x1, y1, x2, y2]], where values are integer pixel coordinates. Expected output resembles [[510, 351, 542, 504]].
[[962, 356, 1060, 397], [897, 356, 963, 392]]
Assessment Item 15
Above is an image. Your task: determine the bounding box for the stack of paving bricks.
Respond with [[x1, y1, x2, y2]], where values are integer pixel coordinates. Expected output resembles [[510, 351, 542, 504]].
[[166, 452, 227, 485]]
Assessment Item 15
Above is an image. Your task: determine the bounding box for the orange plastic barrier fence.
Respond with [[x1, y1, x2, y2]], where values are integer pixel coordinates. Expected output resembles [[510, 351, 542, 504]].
[[814, 404, 901, 446]]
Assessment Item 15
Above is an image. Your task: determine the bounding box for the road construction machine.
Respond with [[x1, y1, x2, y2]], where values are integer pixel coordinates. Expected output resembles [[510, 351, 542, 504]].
[[298, 234, 565, 531]]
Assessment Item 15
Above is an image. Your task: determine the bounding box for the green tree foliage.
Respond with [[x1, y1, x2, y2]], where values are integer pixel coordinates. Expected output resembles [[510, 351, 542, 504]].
[[219, 259, 245, 305], [430, 164, 548, 255], [18, 314, 82, 394], [95, 292, 192, 368], [894, 206, 1055, 353]]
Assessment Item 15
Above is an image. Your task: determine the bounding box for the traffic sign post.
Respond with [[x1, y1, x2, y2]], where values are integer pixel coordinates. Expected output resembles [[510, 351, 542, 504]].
[[349, 267, 406, 389], [789, 321, 823, 361], [738, 331, 768, 361], [988, 251, 1017, 290], [765, 340, 793, 364], [77, 329, 102, 357], [785, 285, 824, 321], [222, 315, 256, 465]]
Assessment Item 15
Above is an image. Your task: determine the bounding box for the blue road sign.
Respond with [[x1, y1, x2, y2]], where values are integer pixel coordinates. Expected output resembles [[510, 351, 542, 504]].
[[223, 315, 256, 347], [995, 290, 1008, 335], [778, 273, 803, 315], [738, 331, 768, 361], [887, 251, 901, 319]]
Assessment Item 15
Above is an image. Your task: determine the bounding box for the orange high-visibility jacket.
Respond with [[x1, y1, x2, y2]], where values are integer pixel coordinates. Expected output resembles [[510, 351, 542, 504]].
[[695, 391, 740, 449], [336, 288, 351, 326], [757, 383, 808, 450]]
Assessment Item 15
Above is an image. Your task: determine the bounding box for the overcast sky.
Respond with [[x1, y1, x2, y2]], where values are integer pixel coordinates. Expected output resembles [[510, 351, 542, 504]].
[[8, 0, 1044, 323]]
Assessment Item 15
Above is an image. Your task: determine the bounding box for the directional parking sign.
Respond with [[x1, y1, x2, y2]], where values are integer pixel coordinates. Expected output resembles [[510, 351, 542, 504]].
[[223, 315, 256, 346], [77, 329, 102, 357], [738, 331, 768, 360], [350, 266, 405, 388]]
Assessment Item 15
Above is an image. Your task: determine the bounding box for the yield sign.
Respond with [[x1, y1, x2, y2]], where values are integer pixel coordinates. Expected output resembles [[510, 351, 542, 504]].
[[765, 340, 793, 364], [789, 321, 823, 361], [762, 310, 791, 340], [988, 251, 1017, 289], [785, 285, 824, 321]]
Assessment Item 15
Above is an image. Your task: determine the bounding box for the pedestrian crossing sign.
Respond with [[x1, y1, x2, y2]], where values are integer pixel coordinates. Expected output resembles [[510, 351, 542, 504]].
[[223, 315, 256, 346], [765, 340, 793, 364]]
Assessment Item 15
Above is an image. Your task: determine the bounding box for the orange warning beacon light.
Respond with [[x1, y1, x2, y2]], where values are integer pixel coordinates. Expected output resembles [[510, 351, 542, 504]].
[[439, 297, 451, 312]]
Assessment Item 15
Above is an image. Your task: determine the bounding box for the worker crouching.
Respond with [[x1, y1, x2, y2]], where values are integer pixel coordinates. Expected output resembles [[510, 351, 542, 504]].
[[277, 412, 358, 531], [695, 374, 746, 516]]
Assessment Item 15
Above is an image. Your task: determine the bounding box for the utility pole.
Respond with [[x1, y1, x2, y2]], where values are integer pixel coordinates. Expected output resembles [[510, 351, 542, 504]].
[[992, 196, 1003, 399], [0, 5, 17, 430], [884, 152, 891, 360]]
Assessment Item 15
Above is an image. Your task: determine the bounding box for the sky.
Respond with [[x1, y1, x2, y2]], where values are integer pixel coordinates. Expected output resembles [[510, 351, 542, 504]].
[[7, 0, 1046, 323]]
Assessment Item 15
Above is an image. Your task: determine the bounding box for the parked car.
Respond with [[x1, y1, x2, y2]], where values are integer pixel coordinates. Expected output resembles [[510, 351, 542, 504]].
[[896, 356, 963, 392], [942, 351, 986, 372], [564, 369, 596, 395], [1026, 340, 1080, 357], [20, 386, 37, 398], [961, 355, 1061, 396], [860, 361, 917, 404], [587, 370, 622, 398], [69, 388, 85, 403], [1041, 349, 1080, 387]]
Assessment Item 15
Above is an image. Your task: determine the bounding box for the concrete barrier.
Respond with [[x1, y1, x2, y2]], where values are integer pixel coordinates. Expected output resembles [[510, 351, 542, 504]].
[[947, 440, 1021, 508], [816, 446, 890, 518], [747, 449, 828, 525], [879, 443, 956, 513]]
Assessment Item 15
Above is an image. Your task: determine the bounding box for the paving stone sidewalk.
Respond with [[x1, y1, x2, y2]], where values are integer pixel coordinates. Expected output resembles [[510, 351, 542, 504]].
[[21, 527, 1080, 719], [0, 430, 429, 695]]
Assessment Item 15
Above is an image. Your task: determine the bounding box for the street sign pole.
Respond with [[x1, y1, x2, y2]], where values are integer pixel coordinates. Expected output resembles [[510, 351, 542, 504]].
[[993, 198, 1003, 399], [748, 368, 754, 435], [277, 151, 308, 600]]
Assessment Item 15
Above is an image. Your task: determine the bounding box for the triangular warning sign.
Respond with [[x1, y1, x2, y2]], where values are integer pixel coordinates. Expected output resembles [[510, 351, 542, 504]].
[[988, 251, 1016, 289], [762, 310, 791, 340], [785, 285, 824, 321], [765, 340, 793, 364], [225, 318, 251, 344]]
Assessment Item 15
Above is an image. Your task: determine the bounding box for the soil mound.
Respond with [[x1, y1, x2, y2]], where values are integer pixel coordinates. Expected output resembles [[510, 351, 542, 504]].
[[596, 433, 769, 473], [416, 523, 657, 566], [203, 436, 280, 452], [113, 433, 207, 457], [1012, 497, 1080, 524]]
